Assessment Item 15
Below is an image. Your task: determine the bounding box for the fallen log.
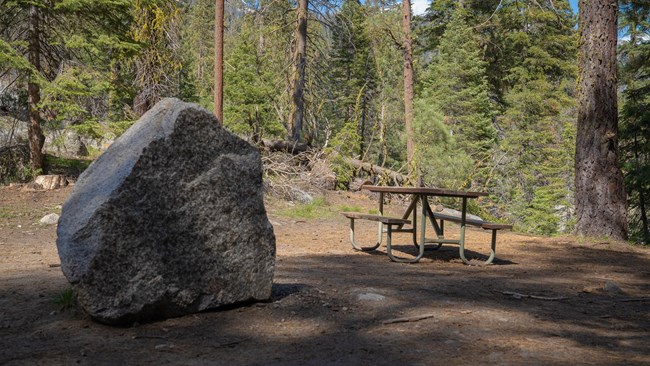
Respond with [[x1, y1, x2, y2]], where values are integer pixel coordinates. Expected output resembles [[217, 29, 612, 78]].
[[344, 158, 410, 186], [263, 140, 311, 154], [501, 291, 569, 301]]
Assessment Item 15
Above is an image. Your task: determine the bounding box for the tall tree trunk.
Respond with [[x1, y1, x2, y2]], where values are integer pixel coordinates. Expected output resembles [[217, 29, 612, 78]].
[[575, 0, 627, 240], [402, 0, 415, 178], [28, 4, 44, 171], [214, 0, 224, 126], [379, 102, 387, 167], [289, 0, 308, 142]]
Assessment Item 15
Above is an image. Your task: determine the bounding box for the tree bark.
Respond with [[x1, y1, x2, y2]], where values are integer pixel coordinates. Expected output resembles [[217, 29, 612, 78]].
[[28, 4, 44, 171], [402, 0, 415, 178], [575, 0, 627, 240], [289, 0, 308, 142], [214, 0, 224, 126]]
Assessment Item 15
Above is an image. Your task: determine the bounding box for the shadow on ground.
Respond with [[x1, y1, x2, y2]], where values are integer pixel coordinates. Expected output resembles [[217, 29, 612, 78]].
[[1, 242, 649, 366]]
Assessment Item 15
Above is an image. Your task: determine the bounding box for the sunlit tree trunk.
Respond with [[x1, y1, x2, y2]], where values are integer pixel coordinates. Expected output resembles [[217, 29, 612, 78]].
[[402, 0, 415, 178], [575, 0, 627, 240], [214, 0, 224, 125], [289, 0, 307, 142], [28, 4, 44, 171]]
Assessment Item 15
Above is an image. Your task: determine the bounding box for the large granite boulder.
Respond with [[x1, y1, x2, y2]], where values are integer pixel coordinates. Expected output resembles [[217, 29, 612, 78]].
[[56, 98, 275, 325]]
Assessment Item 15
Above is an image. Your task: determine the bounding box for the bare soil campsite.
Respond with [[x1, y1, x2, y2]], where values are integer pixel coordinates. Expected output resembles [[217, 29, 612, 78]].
[[1, 185, 649, 365]]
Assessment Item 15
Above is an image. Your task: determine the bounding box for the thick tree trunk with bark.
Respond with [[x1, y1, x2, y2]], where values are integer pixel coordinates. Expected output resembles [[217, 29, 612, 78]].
[[214, 0, 224, 125], [28, 4, 44, 171], [575, 0, 627, 240], [402, 0, 415, 177], [289, 0, 308, 143]]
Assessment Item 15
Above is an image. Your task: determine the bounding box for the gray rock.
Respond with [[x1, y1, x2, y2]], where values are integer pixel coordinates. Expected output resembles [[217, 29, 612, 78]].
[[603, 280, 623, 295], [290, 187, 313, 203], [32, 175, 68, 190], [439, 207, 483, 222], [357, 293, 386, 302], [40, 213, 60, 225], [56, 98, 276, 325]]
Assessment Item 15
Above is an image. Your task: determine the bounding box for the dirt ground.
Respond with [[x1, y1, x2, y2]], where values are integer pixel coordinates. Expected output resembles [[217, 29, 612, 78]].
[[1, 185, 649, 365]]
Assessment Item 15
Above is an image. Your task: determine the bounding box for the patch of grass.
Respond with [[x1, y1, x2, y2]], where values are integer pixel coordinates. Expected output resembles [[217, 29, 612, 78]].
[[54, 287, 76, 311], [0, 207, 19, 219], [44, 154, 92, 178], [368, 208, 379, 215], [338, 204, 363, 213], [279, 197, 332, 219]]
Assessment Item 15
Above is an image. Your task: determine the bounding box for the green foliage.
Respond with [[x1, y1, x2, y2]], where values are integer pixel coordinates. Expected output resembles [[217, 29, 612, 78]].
[[54, 287, 76, 311], [279, 197, 330, 219], [223, 19, 286, 138], [0, 0, 140, 160], [414, 1, 578, 234], [364, 7, 405, 169], [181, 0, 215, 109], [128, 0, 183, 115], [413, 96, 473, 190], [0, 207, 19, 219], [0, 0, 601, 238], [491, 2, 578, 234], [338, 204, 363, 213], [44, 154, 92, 177], [619, 1, 650, 244], [330, 0, 377, 146], [326, 118, 362, 189], [496, 78, 576, 235], [39, 65, 112, 140], [417, 8, 495, 189], [423, 9, 496, 161]]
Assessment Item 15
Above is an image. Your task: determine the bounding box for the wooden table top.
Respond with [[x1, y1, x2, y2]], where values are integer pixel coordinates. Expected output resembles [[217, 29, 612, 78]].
[[361, 185, 488, 198]]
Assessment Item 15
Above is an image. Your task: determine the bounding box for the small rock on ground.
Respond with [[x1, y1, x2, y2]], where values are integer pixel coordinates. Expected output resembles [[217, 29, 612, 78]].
[[39, 213, 60, 225]]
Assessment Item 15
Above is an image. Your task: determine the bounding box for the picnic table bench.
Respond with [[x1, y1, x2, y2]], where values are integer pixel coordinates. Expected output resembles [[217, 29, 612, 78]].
[[342, 185, 512, 265], [341, 212, 411, 253]]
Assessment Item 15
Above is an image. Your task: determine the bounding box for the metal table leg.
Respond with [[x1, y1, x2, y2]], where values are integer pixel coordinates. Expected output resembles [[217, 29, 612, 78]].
[[458, 197, 470, 264], [386, 194, 425, 263], [349, 218, 382, 251]]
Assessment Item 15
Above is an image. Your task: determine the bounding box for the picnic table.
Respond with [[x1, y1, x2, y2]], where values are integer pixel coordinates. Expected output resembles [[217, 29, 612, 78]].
[[342, 185, 511, 265]]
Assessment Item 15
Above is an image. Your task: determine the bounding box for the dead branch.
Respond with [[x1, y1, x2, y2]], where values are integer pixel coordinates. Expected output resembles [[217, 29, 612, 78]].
[[501, 291, 568, 301], [263, 139, 312, 154], [211, 337, 250, 349], [344, 158, 410, 186], [261, 149, 336, 200], [382, 313, 436, 325], [385, 28, 405, 50]]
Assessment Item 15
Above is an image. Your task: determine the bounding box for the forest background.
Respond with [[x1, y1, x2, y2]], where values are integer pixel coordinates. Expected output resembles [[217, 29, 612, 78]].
[[1, 0, 649, 243]]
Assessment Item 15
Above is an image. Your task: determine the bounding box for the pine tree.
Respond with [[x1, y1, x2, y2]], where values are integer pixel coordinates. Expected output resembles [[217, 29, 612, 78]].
[[223, 17, 285, 139], [619, 0, 650, 243], [129, 0, 183, 116], [365, 5, 406, 170], [0, 0, 137, 169], [485, 0, 578, 234], [331, 0, 377, 155], [182, 0, 215, 108], [420, 8, 496, 187]]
